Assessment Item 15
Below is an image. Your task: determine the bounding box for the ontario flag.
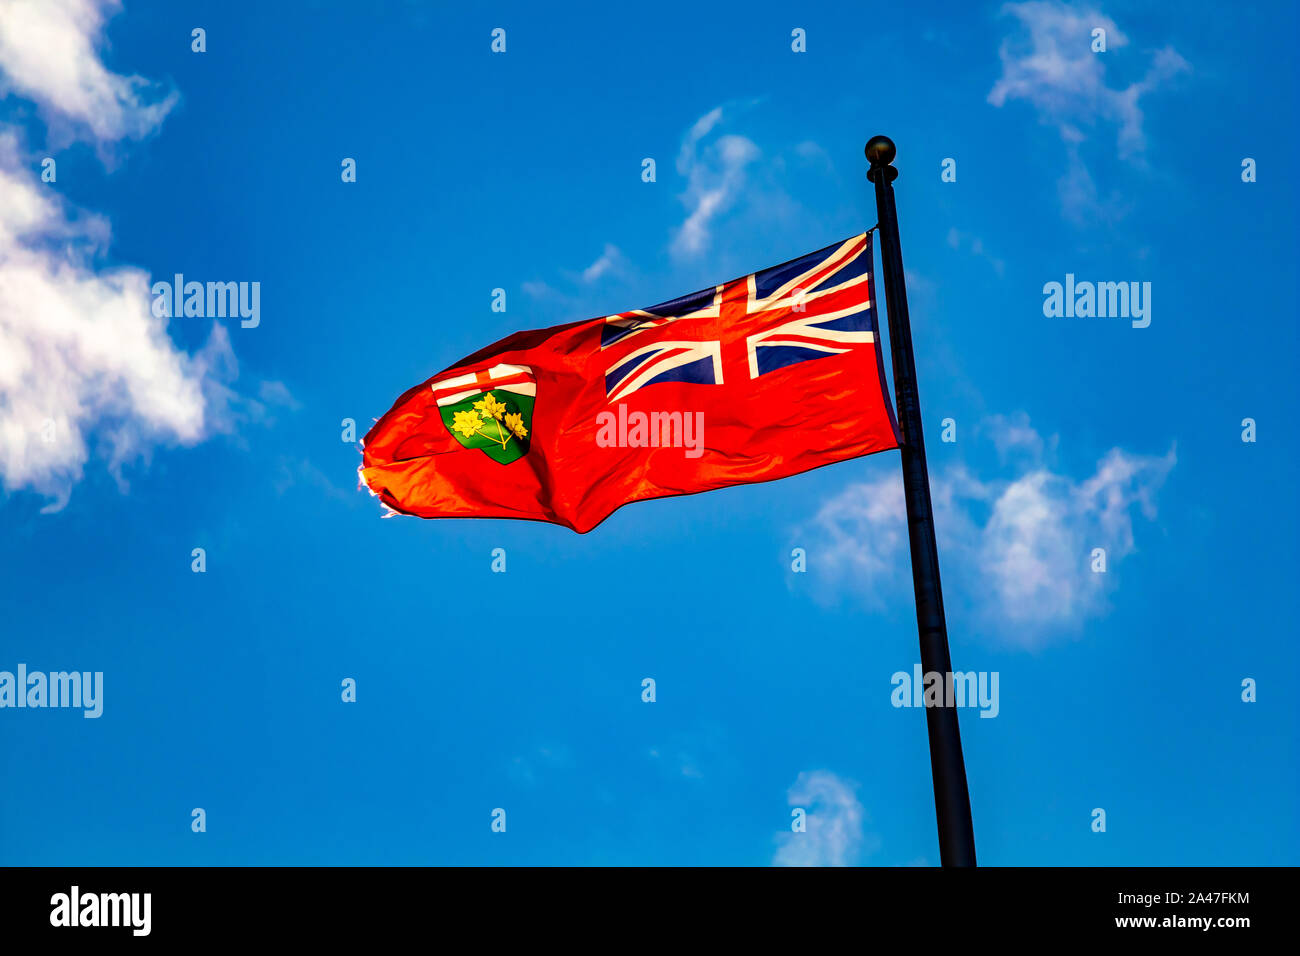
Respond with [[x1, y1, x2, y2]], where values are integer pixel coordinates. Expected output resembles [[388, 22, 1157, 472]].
[[360, 233, 901, 533]]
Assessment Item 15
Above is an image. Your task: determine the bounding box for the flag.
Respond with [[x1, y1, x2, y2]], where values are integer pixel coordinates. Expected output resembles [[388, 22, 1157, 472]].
[[360, 233, 901, 533]]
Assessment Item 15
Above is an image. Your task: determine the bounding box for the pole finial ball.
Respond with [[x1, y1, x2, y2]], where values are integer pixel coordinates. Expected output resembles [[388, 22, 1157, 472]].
[[864, 135, 896, 167]]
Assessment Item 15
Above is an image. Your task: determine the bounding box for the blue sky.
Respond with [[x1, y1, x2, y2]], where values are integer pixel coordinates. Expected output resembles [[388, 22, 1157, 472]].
[[0, 0, 1295, 865]]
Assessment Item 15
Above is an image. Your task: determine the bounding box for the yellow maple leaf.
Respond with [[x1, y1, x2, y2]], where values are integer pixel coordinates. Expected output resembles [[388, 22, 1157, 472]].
[[504, 412, 528, 439], [451, 409, 485, 438], [474, 393, 508, 420]]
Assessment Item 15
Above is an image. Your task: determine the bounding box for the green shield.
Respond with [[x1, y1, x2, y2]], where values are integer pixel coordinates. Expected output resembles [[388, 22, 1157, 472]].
[[439, 389, 534, 465]]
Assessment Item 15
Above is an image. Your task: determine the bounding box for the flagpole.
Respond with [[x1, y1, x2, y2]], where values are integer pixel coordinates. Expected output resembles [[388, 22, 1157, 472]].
[[866, 135, 977, 867]]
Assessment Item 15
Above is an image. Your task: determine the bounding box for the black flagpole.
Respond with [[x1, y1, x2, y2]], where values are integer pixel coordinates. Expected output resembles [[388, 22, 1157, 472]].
[[866, 135, 977, 867]]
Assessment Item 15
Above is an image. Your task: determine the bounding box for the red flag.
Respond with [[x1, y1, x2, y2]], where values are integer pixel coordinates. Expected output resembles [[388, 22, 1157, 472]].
[[360, 234, 900, 533]]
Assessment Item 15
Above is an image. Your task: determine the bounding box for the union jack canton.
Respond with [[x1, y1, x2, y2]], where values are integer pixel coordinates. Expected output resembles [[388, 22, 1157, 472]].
[[599, 233, 878, 403]]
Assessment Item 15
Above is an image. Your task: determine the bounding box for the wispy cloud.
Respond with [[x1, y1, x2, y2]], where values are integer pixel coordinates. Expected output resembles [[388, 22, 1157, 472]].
[[671, 105, 761, 259], [987, 1, 1189, 222], [257, 380, 300, 412], [519, 242, 630, 314], [520, 279, 557, 300], [985, 410, 1055, 462], [795, 415, 1175, 645], [773, 771, 875, 866], [0, 0, 177, 147], [0, 0, 231, 511], [272, 456, 351, 502], [580, 243, 625, 284]]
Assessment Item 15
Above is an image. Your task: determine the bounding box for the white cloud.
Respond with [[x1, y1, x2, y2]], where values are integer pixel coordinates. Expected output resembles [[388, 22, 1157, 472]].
[[519, 244, 629, 308], [520, 279, 557, 300], [671, 105, 760, 258], [0, 0, 176, 144], [987, 1, 1189, 222], [0, 159, 236, 508], [0, 1, 232, 511], [794, 140, 828, 161], [800, 469, 907, 612], [988, 1, 1188, 156], [580, 243, 624, 283], [257, 380, 300, 411], [797, 416, 1175, 645], [984, 410, 1052, 462], [773, 771, 874, 866]]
